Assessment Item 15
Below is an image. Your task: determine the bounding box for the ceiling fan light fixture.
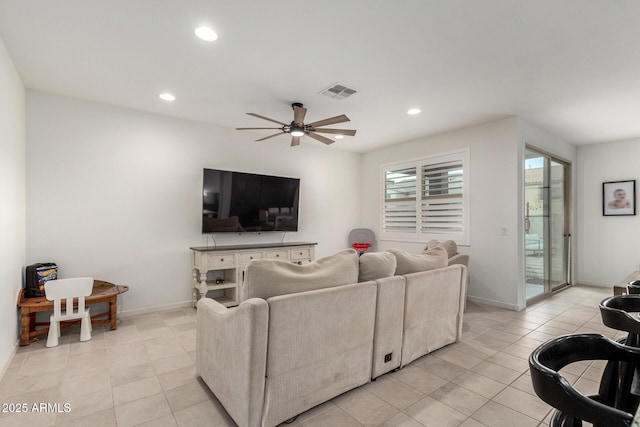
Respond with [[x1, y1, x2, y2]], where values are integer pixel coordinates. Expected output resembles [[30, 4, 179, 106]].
[[334, 135, 344, 139], [407, 108, 422, 115], [290, 127, 305, 137], [159, 93, 176, 101]]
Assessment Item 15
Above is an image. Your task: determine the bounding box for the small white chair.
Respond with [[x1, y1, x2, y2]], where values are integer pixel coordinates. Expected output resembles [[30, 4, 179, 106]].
[[44, 277, 94, 347]]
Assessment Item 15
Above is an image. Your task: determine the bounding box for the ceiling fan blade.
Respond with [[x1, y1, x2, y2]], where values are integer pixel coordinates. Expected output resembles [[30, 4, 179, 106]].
[[236, 127, 282, 130], [311, 128, 357, 136], [293, 105, 307, 126], [306, 114, 350, 128], [307, 132, 334, 145], [255, 132, 285, 142], [246, 113, 287, 126], [291, 136, 301, 147]]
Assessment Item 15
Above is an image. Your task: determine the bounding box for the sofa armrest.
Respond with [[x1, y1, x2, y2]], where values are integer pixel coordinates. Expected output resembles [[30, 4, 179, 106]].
[[196, 298, 268, 427], [401, 264, 467, 367]]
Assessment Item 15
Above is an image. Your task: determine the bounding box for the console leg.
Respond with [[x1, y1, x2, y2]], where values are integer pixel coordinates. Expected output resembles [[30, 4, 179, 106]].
[[199, 272, 208, 302], [192, 269, 200, 307]]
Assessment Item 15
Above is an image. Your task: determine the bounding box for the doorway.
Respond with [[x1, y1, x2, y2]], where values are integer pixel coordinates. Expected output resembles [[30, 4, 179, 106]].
[[524, 147, 570, 302]]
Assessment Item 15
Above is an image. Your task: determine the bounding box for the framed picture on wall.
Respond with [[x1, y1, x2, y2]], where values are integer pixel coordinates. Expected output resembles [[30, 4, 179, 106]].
[[603, 180, 636, 216]]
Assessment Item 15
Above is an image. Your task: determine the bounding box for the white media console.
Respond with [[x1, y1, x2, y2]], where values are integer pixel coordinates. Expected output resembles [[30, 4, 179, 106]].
[[190, 242, 317, 307]]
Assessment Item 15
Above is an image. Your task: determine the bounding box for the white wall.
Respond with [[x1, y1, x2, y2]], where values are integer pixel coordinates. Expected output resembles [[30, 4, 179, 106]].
[[26, 91, 362, 315], [361, 117, 524, 309], [0, 37, 25, 375], [577, 139, 640, 286]]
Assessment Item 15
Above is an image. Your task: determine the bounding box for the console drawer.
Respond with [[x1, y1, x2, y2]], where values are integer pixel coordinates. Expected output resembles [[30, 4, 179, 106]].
[[290, 248, 311, 260], [206, 253, 237, 268], [266, 250, 289, 260], [238, 252, 263, 265]]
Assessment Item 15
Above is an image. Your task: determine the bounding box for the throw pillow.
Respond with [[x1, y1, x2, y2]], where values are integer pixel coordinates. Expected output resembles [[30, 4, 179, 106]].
[[244, 249, 360, 300], [388, 247, 448, 275], [423, 239, 458, 258], [438, 240, 458, 258], [425, 239, 440, 250], [358, 251, 397, 282]]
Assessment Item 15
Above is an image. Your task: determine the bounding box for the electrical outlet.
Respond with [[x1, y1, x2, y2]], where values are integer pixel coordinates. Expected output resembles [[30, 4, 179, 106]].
[[384, 353, 392, 363]]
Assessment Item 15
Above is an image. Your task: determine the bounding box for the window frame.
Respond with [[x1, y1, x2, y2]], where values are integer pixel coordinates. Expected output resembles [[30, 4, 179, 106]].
[[380, 149, 469, 245]]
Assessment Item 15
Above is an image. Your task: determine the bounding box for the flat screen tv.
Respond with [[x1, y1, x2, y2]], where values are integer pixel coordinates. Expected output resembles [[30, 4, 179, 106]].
[[202, 168, 300, 233]]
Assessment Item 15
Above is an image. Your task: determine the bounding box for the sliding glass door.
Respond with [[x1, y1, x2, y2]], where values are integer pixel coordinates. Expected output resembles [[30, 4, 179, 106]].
[[525, 148, 570, 301]]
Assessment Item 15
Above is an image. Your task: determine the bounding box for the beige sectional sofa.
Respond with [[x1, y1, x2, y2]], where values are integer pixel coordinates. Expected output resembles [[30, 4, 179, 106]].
[[196, 246, 467, 427]]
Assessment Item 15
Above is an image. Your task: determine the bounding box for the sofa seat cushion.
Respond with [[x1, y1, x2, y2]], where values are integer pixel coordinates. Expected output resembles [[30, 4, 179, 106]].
[[388, 247, 448, 275], [358, 251, 397, 282], [243, 249, 359, 300]]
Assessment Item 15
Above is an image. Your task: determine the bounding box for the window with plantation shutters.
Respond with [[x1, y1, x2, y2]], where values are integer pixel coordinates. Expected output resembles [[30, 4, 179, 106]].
[[381, 150, 468, 244], [383, 167, 417, 234]]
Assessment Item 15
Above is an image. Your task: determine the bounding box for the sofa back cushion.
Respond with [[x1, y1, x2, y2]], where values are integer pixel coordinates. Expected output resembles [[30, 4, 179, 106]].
[[243, 249, 359, 300], [388, 247, 448, 275], [358, 251, 397, 282]]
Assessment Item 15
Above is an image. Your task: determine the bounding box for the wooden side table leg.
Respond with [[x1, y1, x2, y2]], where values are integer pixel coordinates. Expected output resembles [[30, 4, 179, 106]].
[[109, 296, 117, 330], [20, 310, 30, 346]]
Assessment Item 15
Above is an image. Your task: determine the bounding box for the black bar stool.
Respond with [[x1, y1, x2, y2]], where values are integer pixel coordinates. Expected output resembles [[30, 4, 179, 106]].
[[599, 294, 640, 413], [627, 280, 640, 295], [529, 333, 636, 427]]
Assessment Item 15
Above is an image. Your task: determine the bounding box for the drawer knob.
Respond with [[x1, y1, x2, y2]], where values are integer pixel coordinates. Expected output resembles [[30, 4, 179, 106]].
[[220, 258, 224, 262], [276, 254, 280, 257]]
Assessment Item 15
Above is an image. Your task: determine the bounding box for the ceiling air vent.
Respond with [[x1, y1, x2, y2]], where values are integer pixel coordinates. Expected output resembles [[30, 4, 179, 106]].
[[319, 83, 357, 100]]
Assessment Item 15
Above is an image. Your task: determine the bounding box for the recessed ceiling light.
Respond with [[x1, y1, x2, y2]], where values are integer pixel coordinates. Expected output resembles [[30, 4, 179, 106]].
[[407, 108, 421, 115], [194, 26, 218, 42], [159, 93, 176, 101], [334, 135, 344, 139]]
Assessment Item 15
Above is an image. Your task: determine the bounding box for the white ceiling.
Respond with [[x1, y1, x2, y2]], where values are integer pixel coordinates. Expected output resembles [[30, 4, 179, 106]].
[[1, 0, 640, 153]]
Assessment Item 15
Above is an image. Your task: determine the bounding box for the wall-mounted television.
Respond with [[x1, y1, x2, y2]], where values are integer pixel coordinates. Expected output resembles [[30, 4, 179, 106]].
[[202, 168, 300, 233]]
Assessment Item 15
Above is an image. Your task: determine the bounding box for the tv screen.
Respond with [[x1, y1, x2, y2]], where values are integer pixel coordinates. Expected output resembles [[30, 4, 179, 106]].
[[202, 169, 300, 233]]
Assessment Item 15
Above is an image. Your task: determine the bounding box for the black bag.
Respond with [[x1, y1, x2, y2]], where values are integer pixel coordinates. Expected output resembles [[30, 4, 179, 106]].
[[25, 263, 58, 298]]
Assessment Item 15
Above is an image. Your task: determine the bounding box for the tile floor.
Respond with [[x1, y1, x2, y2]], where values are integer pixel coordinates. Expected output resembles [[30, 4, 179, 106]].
[[0, 284, 621, 427]]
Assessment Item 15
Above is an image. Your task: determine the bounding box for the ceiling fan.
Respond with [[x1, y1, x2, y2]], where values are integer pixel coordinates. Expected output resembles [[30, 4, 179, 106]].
[[236, 103, 357, 147]]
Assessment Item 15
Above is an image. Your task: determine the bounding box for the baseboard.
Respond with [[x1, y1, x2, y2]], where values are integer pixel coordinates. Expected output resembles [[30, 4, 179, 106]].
[[574, 280, 611, 287], [466, 295, 524, 311], [119, 300, 193, 318], [0, 341, 18, 382]]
